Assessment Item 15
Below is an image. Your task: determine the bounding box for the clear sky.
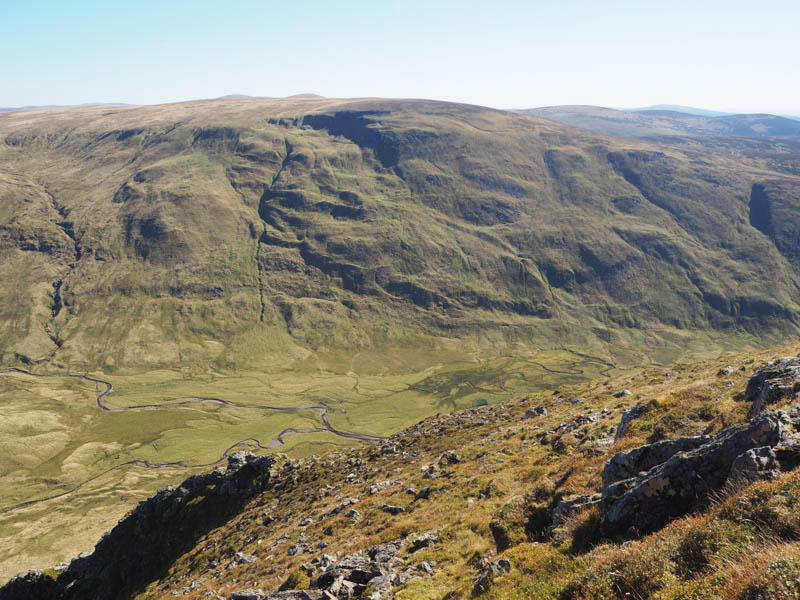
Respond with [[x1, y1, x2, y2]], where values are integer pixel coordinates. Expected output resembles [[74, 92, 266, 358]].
[[3, 0, 799, 113]]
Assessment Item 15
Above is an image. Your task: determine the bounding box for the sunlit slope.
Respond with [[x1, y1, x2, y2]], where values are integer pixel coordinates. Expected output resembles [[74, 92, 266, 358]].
[[1, 97, 800, 371]]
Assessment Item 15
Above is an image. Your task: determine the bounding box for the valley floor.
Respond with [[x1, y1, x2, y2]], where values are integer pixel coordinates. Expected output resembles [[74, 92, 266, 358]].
[[0, 348, 619, 582]]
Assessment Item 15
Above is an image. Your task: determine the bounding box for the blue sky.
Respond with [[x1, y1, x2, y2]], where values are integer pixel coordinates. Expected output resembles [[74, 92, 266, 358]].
[[2, 0, 799, 112]]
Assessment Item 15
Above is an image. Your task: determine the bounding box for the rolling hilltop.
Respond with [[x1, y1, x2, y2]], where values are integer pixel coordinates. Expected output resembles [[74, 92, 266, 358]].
[[524, 105, 800, 139], [2, 97, 800, 372]]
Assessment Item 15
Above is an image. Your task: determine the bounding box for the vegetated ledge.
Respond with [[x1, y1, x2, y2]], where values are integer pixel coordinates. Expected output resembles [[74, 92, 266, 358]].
[[5, 356, 800, 599]]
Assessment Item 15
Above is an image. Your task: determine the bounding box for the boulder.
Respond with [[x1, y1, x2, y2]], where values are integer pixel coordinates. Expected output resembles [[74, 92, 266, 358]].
[[262, 592, 326, 600], [614, 403, 646, 440], [230, 590, 264, 600], [380, 504, 404, 515], [438, 450, 461, 465], [524, 406, 547, 419], [473, 559, 511, 594], [414, 486, 433, 501], [320, 497, 360, 520], [409, 531, 438, 552], [727, 446, 781, 484], [309, 539, 404, 598]]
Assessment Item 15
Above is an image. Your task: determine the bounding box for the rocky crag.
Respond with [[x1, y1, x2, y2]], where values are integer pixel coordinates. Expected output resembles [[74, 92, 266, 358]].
[[1, 453, 275, 600]]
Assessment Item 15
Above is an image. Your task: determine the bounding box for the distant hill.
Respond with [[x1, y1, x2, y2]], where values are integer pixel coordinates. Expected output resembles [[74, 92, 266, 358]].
[[523, 105, 800, 138], [627, 104, 732, 117], [0, 102, 128, 113], [2, 97, 800, 371]]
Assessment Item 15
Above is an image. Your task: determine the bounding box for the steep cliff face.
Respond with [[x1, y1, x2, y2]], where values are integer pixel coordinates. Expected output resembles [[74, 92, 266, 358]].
[[750, 180, 800, 264], [2, 99, 800, 371]]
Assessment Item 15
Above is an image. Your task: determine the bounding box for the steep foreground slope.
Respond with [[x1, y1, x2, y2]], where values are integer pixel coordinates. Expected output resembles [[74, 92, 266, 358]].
[[5, 344, 800, 600], [2, 98, 800, 371]]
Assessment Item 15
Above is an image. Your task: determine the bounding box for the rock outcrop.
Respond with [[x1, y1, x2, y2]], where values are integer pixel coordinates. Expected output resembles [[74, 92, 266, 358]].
[[601, 435, 711, 489], [232, 533, 441, 600], [0, 452, 276, 600], [614, 403, 646, 440], [547, 494, 601, 545], [745, 356, 800, 416], [600, 408, 800, 535]]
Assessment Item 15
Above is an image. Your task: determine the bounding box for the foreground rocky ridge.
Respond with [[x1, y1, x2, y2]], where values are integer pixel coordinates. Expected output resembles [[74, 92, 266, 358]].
[[6, 351, 800, 599]]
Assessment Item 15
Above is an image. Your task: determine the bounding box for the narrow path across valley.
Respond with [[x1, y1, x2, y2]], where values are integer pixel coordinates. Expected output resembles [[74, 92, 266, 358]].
[[0, 368, 384, 514]]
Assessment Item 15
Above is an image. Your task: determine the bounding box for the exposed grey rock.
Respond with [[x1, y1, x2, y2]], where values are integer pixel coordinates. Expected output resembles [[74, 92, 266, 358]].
[[309, 539, 404, 598], [380, 504, 404, 515], [416, 561, 435, 575], [613, 389, 633, 398], [601, 409, 800, 535], [548, 494, 601, 545], [234, 551, 257, 565], [367, 480, 401, 495], [368, 540, 402, 564], [344, 509, 361, 520], [439, 450, 461, 464], [745, 357, 800, 416], [320, 497, 360, 520], [391, 571, 419, 586], [0, 570, 60, 600], [409, 531, 438, 552], [380, 443, 397, 455], [473, 559, 511, 594], [775, 440, 800, 471], [230, 590, 264, 600], [262, 592, 325, 600], [601, 435, 711, 488], [494, 559, 511, 573], [414, 486, 433, 501], [727, 446, 780, 484], [524, 406, 547, 419], [614, 403, 646, 440]]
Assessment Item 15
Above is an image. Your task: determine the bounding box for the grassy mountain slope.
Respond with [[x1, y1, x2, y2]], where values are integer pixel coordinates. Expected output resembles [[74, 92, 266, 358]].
[[525, 105, 800, 138], [2, 98, 800, 373], [128, 343, 800, 599], [8, 343, 800, 599]]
